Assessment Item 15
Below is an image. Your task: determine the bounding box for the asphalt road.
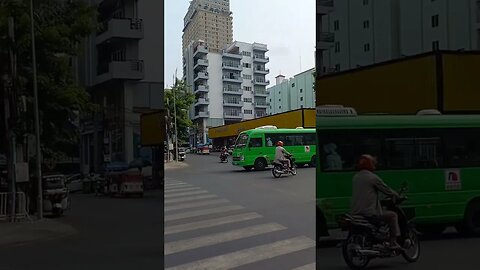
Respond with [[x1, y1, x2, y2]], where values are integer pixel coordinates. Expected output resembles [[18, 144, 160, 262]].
[[317, 231, 480, 270], [0, 190, 163, 270], [164, 153, 316, 270]]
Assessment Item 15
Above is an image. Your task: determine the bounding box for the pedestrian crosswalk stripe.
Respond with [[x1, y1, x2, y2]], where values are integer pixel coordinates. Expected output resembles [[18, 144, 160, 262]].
[[165, 185, 194, 190], [164, 212, 262, 235], [165, 183, 190, 188], [165, 199, 230, 212], [164, 187, 202, 193], [165, 236, 315, 270], [165, 180, 184, 184], [292, 263, 316, 270], [165, 194, 218, 204], [164, 222, 286, 255], [165, 205, 245, 222], [164, 190, 209, 198]]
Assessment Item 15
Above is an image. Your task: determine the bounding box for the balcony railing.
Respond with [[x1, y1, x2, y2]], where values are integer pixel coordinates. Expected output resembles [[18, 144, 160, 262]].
[[254, 68, 270, 73], [223, 87, 242, 94], [254, 90, 268, 96], [253, 55, 269, 61], [222, 63, 242, 69], [224, 112, 244, 118], [253, 79, 270, 85]]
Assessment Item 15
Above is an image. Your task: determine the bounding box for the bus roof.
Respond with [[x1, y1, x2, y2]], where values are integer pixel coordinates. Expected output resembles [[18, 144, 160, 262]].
[[240, 128, 316, 135], [316, 114, 480, 129]]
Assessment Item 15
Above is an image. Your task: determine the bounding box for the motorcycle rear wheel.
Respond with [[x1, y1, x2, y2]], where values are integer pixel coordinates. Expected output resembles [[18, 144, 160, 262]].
[[342, 233, 370, 270], [272, 165, 282, 178]]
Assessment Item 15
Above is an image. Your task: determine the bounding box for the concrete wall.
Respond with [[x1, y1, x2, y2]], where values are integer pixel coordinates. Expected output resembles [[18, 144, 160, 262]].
[[207, 53, 224, 120]]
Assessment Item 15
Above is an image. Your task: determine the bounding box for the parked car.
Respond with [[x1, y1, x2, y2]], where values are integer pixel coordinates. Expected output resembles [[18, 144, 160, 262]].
[[65, 174, 84, 193]]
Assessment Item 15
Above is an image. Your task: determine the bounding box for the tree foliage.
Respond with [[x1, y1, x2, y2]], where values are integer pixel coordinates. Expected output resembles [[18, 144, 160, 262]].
[[165, 79, 195, 144], [0, 0, 97, 168]]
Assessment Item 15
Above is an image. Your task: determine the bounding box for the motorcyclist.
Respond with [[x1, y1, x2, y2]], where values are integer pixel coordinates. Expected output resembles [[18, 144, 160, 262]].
[[220, 146, 228, 158], [274, 141, 292, 171], [350, 154, 402, 250]]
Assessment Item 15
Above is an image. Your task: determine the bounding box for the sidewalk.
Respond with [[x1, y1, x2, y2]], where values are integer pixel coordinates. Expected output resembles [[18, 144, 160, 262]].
[[0, 218, 77, 247], [164, 160, 189, 170]]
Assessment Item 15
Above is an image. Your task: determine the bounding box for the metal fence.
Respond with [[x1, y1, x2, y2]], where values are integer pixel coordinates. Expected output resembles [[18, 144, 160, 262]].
[[0, 192, 30, 221]]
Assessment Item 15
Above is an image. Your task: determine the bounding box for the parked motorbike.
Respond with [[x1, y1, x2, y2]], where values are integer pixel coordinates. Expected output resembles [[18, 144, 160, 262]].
[[271, 154, 297, 178], [339, 183, 420, 270], [42, 175, 71, 217], [220, 152, 228, 163]]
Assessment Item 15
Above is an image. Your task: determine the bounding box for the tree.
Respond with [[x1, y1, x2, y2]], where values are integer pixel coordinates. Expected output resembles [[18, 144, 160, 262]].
[[0, 0, 97, 169], [164, 78, 195, 144]]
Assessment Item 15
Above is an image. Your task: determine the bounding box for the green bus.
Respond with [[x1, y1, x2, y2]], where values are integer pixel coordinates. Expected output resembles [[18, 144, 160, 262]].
[[316, 107, 480, 237], [232, 126, 317, 171]]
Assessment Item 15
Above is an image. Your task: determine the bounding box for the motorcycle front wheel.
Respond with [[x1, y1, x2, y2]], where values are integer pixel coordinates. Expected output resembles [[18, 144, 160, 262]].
[[342, 233, 370, 270], [291, 166, 297, 175], [272, 165, 282, 178], [402, 229, 420, 262]]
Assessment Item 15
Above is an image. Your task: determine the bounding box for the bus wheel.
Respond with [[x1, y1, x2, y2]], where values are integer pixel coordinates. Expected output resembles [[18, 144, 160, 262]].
[[254, 158, 267, 171], [309, 155, 317, 167], [465, 200, 480, 236], [244, 166, 253, 171]]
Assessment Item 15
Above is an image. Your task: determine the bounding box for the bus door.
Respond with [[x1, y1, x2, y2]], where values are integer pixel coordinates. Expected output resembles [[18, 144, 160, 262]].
[[247, 136, 265, 161]]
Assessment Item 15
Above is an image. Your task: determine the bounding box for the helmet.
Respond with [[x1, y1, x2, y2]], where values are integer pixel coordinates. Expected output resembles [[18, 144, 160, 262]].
[[276, 141, 284, 147], [357, 154, 377, 171]]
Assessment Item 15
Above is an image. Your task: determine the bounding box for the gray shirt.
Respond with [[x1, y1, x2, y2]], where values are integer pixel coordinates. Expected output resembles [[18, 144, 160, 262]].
[[274, 146, 288, 162], [350, 170, 398, 217]]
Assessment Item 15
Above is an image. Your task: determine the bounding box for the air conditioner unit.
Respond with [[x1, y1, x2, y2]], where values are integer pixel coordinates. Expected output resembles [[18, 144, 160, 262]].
[[255, 125, 277, 129]]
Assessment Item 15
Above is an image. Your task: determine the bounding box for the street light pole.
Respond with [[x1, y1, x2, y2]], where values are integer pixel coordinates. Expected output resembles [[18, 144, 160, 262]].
[[173, 73, 178, 162], [30, 0, 42, 219]]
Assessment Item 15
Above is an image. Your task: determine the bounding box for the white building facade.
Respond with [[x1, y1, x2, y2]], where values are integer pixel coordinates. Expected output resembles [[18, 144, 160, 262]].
[[317, 0, 480, 74], [183, 41, 270, 145]]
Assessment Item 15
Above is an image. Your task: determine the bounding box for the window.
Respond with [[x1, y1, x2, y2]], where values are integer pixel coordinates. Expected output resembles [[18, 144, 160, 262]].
[[334, 42, 340, 53], [243, 86, 252, 91], [241, 51, 251, 57], [291, 83, 295, 87], [243, 98, 252, 103], [432, 41, 440, 51], [279, 99, 281, 101], [243, 74, 252, 80], [335, 64, 340, 71], [244, 109, 253, 114], [334, 20, 340, 31], [444, 129, 480, 167], [363, 0, 369, 5], [300, 97, 304, 101], [300, 89, 303, 93], [243, 62, 251, 68], [432, 15, 439, 27], [249, 138, 263, 148], [364, 43, 371, 52], [363, 20, 370, 29], [264, 133, 316, 148]]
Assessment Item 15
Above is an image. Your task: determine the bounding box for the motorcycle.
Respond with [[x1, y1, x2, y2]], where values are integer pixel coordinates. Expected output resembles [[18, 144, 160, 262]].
[[220, 152, 228, 163], [42, 175, 71, 217], [271, 154, 297, 178], [339, 183, 420, 270]]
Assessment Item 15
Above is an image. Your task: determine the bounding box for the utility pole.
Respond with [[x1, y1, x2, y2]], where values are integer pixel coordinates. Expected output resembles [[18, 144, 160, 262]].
[[30, 0, 43, 219], [173, 71, 178, 162]]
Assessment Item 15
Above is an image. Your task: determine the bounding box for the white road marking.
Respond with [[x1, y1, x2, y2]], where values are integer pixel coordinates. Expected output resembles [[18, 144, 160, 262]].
[[164, 205, 244, 222], [165, 194, 218, 204], [164, 212, 262, 235], [165, 236, 315, 270], [164, 190, 209, 198], [164, 199, 230, 212], [164, 187, 202, 193], [164, 223, 286, 255]]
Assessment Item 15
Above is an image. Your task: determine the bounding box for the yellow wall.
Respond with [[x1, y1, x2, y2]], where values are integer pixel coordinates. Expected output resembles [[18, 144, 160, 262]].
[[209, 109, 315, 138], [443, 54, 480, 111], [316, 55, 438, 114], [140, 111, 165, 146]]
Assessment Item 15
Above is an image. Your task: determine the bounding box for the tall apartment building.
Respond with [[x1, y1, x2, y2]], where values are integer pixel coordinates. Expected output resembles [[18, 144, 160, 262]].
[[267, 68, 316, 115], [78, 0, 163, 173], [183, 41, 270, 145], [182, 0, 233, 54], [316, 0, 480, 74]]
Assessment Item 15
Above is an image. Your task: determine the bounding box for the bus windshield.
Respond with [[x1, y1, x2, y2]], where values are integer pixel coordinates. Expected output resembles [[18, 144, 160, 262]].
[[235, 133, 249, 148]]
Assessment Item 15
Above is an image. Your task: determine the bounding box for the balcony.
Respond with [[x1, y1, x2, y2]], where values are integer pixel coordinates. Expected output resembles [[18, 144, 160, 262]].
[[253, 68, 270, 74], [254, 90, 269, 97], [193, 111, 210, 119], [193, 45, 208, 57], [222, 63, 242, 71], [222, 51, 243, 59], [194, 84, 209, 94], [224, 112, 244, 119], [96, 18, 144, 45], [317, 0, 334, 15], [95, 60, 144, 85], [194, 59, 209, 70], [194, 71, 209, 82], [317, 32, 335, 50], [253, 55, 269, 63], [253, 43, 269, 52], [194, 98, 210, 107], [222, 75, 243, 84], [223, 87, 243, 95], [253, 79, 270, 86], [255, 113, 267, 118], [254, 102, 269, 108], [223, 100, 244, 107]]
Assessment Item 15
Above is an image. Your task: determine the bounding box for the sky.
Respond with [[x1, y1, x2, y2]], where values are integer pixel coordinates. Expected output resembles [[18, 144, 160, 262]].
[[164, 0, 315, 88]]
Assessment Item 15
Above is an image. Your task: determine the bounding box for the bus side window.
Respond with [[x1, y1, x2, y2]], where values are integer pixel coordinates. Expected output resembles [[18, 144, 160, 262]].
[[249, 138, 263, 148], [266, 136, 274, 147]]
